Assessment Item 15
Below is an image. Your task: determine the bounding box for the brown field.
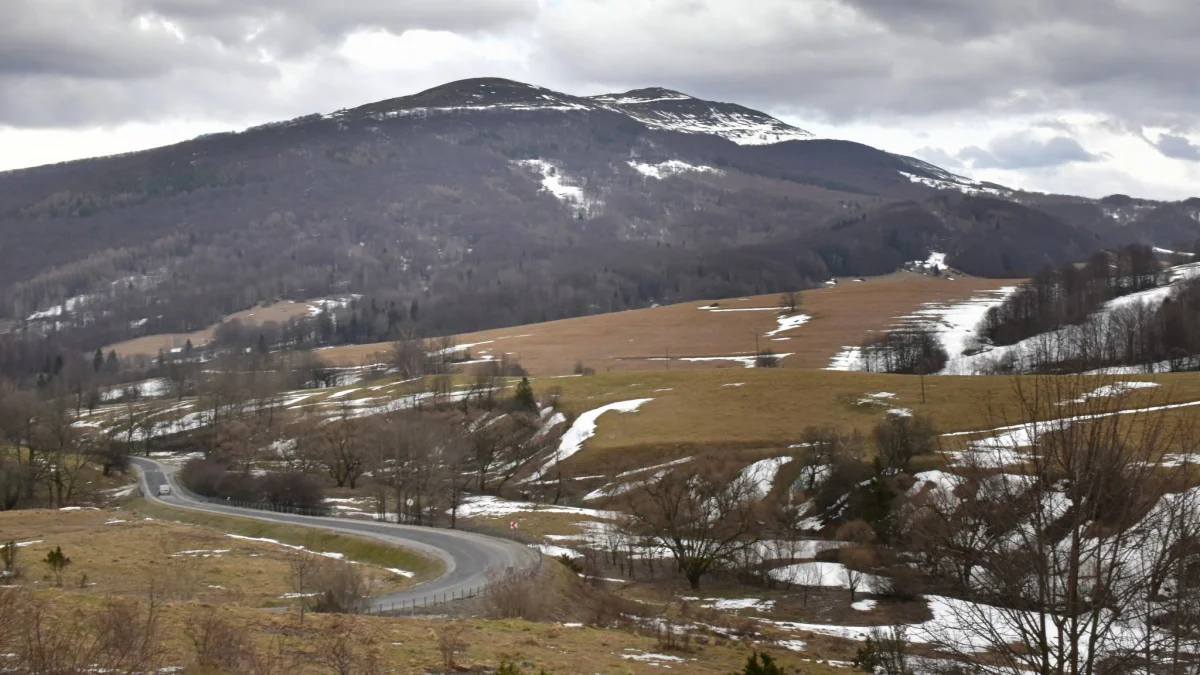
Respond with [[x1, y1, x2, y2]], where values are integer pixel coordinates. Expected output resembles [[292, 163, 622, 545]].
[[0, 505, 430, 608], [105, 299, 324, 358], [0, 508, 840, 673], [538, 369, 1200, 468], [320, 272, 1014, 375]]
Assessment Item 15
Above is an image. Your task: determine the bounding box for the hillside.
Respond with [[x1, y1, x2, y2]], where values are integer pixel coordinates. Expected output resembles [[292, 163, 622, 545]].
[[1, 77, 1197, 377], [321, 271, 1014, 374]]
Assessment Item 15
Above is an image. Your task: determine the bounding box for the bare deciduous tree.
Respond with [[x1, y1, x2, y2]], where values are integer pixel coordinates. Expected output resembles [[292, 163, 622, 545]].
[[916, 375, 1200, 675], [624, 465, 762, 590]]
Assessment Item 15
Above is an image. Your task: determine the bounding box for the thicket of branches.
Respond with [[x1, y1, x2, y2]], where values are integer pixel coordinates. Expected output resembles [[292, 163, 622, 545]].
[[860, 324, 948, 374], [981, 244, 1165, 347]]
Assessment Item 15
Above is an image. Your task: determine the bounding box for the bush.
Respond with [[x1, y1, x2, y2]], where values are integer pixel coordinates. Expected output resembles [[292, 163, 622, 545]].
[[860, 325, 947, 374], [180, 457, 326, 510], [512, 377, 537, 412], [311, 558, 374, 614], [737, 652, 785, 675], [259, 471, 325, 511], [188, 610, 252, 671], [853, 626, 910, 675], [881, 567, 922, 602], [872, 414, 937, 474], [485, 570, 547, 621], [754, 350, 780, 368]]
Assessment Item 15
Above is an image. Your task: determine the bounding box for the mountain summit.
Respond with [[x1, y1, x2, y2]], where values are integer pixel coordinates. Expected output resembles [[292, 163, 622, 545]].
[[0, 77, 1196, 358], [335, 77, 813, 146]]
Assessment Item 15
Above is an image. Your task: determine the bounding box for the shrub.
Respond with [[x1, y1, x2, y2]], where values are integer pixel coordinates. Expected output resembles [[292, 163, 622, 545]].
[[754, 350, 780, 368], [881, 567, 922, 602], [437, 622, 469, 669], [512, 377, 537, 412], [485, 570, 547, 621], [853, 626, 910, 675], [181, 457, 326, 510], [188, 610, 252, 671], [311, 559, 374, 614], [737, 652, 785, 675], [43, 546, 71, 586]]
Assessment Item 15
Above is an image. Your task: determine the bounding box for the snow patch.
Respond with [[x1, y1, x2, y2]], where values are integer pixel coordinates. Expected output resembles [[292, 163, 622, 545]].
[[628, 159, 723, 179], [527, 399, 653, 481]]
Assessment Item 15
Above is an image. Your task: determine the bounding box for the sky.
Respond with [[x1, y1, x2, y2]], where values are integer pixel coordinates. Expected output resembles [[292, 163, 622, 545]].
[[2, 0, 1199, 200]]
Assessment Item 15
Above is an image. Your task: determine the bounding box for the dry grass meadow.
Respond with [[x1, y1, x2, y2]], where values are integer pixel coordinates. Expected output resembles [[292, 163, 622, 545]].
[[105, 299, 324, 358], [320, 272, 1015, 374]]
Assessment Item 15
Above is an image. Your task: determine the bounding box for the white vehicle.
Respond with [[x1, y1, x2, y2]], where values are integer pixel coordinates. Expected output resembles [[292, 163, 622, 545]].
[[157, 485, 171, 496]]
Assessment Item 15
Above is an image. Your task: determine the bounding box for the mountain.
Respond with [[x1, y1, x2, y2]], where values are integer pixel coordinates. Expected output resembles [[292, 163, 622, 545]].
[[0, 77, 1196, 364]]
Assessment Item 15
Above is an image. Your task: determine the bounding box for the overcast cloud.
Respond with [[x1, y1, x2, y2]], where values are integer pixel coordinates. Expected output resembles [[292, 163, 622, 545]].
[[1, 0, 1198, 199]]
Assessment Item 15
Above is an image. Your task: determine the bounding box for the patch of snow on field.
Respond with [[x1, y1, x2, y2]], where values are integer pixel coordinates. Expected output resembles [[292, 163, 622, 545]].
[[886, 408, 913, 417], [533, 412, 566, 439], [698, 305, 779, 312], [904, 287, 1018, 374], [620, 651, 686, 664], [1061, 381, 1159, 404], [766, 313, 811, 337], [852, 599, 877, 611], [105, 484, 137, 498], [617, 457, 693, 478], [385, 567, 415, 578], [738, 457, 791, 497], [628, 159, 723, 179], [826, 346, 863, 371], [101, 378, 169, 401], [769, 562, 885, 591], [226, 534, 345, 559], [16, 540, 42, 547], [638, 354, 793, 368], [536, 544, 583, 559], [698, 597, 776, 612], [527, 399, 653, 481], [722, 382, 745, 387], [1154, 246, 1195, 257], [456, 495, 620, 520]]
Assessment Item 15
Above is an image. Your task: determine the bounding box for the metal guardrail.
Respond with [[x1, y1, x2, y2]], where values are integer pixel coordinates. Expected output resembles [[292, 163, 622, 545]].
[[362, 552, 545, 615], [148, 473, 545, 614]]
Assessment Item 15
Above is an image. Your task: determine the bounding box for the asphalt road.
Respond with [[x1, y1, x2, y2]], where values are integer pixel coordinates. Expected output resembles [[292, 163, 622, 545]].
[[130, 457, 540, 611]]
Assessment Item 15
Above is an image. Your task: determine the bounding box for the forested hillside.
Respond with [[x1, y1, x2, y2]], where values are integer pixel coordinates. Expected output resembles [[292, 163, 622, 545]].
[[1, 78, 1197, 375]]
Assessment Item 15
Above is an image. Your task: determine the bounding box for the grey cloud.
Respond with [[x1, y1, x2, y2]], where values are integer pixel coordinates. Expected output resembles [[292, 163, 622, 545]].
[[125, 0, 539, 56], [912, 146, 964, 169], [536, 0, 1200, 129], [0, 0, 537, 127], [957, 133, 1101, 170], [1154, 134, 1200, 161]]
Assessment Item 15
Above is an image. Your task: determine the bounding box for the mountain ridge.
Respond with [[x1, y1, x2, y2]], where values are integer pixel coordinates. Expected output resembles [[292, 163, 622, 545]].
[[0, 77, 1197, 368]]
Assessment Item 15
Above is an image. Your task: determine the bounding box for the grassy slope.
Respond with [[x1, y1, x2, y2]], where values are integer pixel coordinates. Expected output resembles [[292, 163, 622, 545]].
[[319, 272, 1014, 374], [0, 506, 424, 608], [538, 369, 1200, 468], [133, 498, 442, 584]]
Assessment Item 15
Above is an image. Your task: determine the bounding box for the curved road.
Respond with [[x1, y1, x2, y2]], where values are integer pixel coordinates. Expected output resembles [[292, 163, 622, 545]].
[[130, 457, 539, 611]]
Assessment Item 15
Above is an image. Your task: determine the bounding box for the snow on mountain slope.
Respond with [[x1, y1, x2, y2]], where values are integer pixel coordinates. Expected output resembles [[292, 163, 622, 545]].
[[592, 87, 815, 145], [895, 156, 1011, 197], [343, 80, 815, 146], [512, 159, 600, 214], [628, 159, 724, 179]]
